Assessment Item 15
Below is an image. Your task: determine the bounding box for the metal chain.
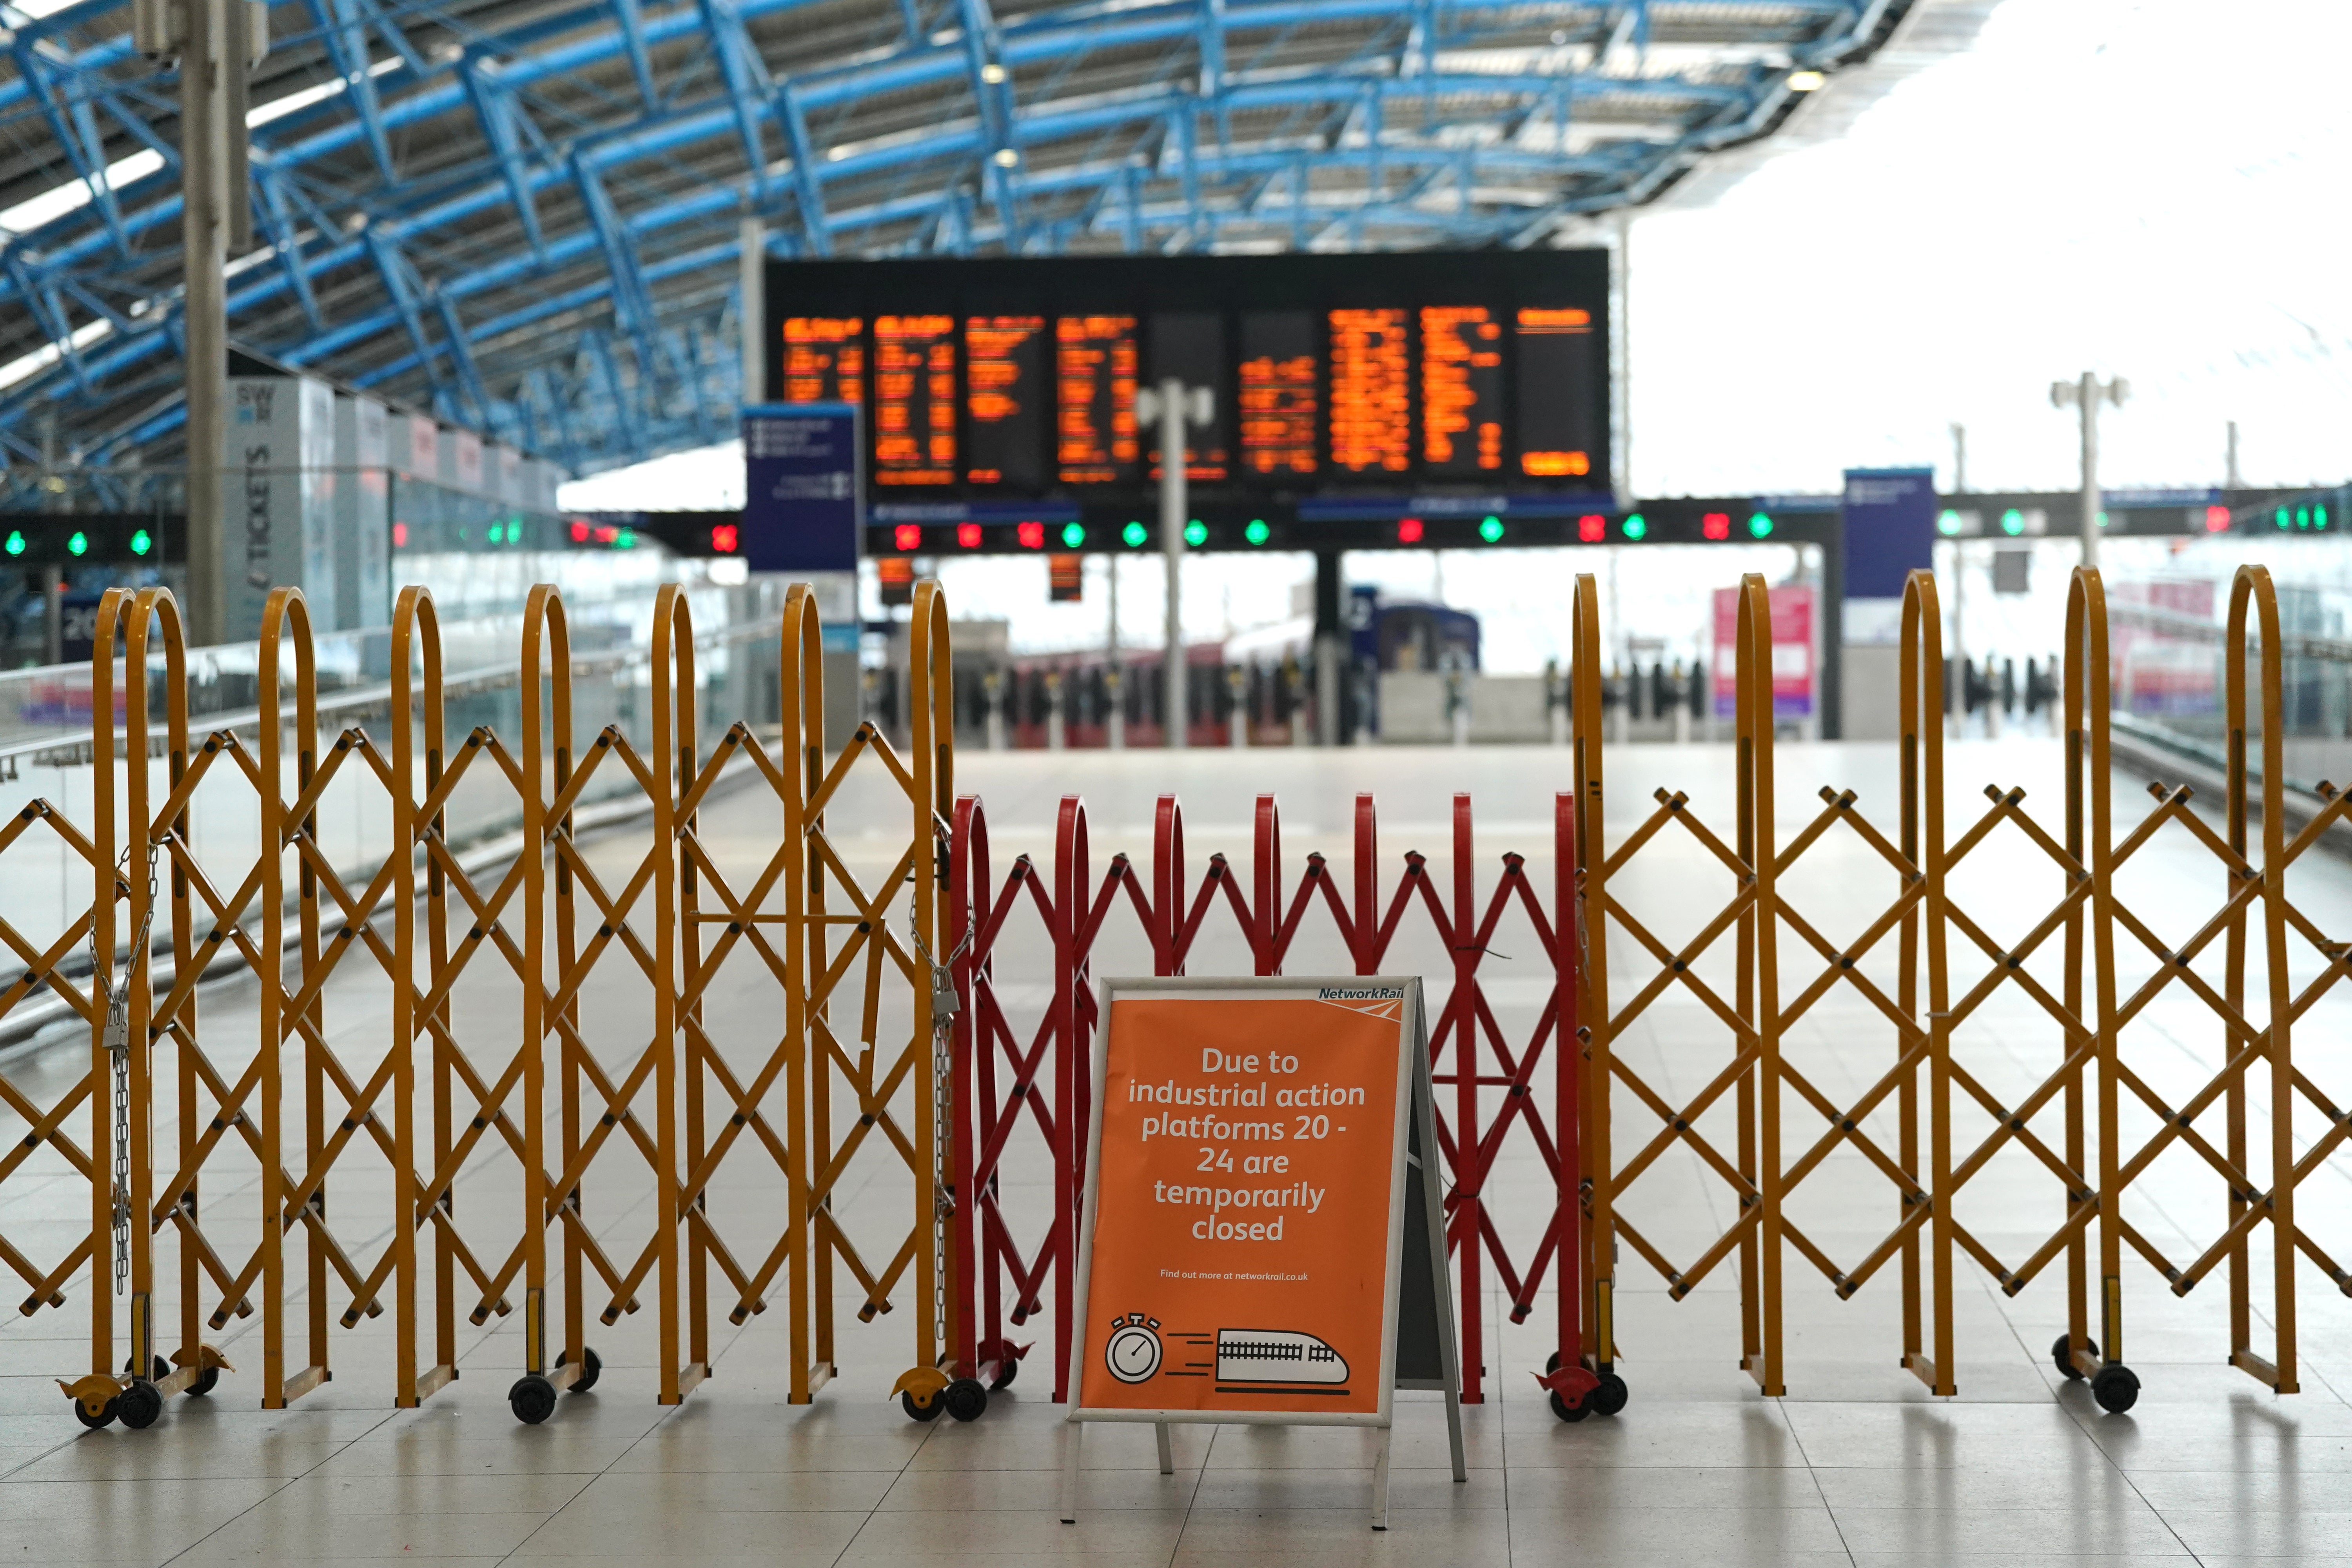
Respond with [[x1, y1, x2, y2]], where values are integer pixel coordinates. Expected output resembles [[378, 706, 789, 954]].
[[912, 913, 971, 1356], [92, 842, 160, 1297]]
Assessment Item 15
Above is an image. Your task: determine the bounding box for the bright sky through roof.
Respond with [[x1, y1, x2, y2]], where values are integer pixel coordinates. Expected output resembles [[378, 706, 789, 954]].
[[569, 0, 2352, 516]]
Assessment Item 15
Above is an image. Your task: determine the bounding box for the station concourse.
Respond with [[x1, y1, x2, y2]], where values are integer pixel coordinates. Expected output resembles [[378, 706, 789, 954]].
[[4, 0, 2351, 1563]]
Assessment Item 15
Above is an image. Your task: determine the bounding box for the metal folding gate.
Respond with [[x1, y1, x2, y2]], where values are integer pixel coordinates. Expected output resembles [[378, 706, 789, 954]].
[[4, 565, 2345, 1432]]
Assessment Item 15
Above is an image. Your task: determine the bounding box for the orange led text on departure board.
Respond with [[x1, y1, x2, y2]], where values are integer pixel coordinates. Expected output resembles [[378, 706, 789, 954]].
[[1237, 312, 1318, 477], [965, 316, 1046, 487], [1514, 307, 1594, 478], [782, 317, 864, 405], [873, 314, 957, 485], [1056, 316, 1139, 485], [1328, 309, 1411, 474], [1419, 307, 1503, 472]]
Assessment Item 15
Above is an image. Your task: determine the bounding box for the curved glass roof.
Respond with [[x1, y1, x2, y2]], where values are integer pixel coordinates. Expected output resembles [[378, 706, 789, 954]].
[[0, 0, 1914, 470]]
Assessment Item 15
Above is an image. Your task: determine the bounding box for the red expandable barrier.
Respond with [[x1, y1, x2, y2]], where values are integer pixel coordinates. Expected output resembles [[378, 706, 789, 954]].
[[947, 790, 1587, 1406]]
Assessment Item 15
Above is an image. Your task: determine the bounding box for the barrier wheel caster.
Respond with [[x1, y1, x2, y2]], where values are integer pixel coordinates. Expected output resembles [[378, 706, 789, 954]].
[[116, 1381, 164, 1431], [942, 1377, 988, 1423], [508, 1374, 558, 1425], [72, 1395, 118, 1430], [2051, 1335, 2084, 1381], [188, 1365, 220, 1397], [124, 1355, 168, 1383], [989, 1359, 1018, 1392], [557, 1347, 601, 1394], [1592, 1372, 1628, 1417], [2090, 1363, 2139, 1415], [1544, 1351, 1563, 1374], [1549, 1388, 1593, 1423], [900, 1388, 944, 1422]]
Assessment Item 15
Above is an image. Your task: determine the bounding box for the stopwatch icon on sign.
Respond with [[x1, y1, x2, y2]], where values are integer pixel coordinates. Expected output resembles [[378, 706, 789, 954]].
[[1104, 1312, 1163, 1383]]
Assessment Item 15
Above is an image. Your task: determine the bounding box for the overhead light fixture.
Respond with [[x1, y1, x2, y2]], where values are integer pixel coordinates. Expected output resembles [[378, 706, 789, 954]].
[[992, 147, 1020, 167], [1787, 70, 1825, 91], [980, 62, 1007, 83]]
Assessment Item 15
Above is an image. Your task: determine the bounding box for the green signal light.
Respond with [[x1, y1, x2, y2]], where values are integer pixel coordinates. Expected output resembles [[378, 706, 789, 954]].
[[1478, 515, 1505, 543], [614, 528, 637, 549], [1244, 519, 1270, 546], [1123, 521, 1148, 548], [1937, 510, 1963, 537], [2320, 505, 2332, 529], [1621, 514, 1646, 540], [3, 531, 23, 557], [2096, 510, 2110, 529], [1061, 521, 1085, 548], [2275, 508, 2290, 530], [487, 523, 503, 544], [66, 531, 87, 557], [1183, 519, 1208, 547], [129, 528, 152, 557], [2001, 509, 2025, 537], [1748, 512, 1774, 539]]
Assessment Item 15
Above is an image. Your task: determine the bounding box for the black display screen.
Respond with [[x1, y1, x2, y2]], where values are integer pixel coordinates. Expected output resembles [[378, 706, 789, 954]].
[[764, 250, 1610, 504]]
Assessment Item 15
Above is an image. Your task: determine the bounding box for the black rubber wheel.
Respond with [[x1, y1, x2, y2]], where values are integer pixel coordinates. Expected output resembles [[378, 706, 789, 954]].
[[900, 1388, 944, 1422], [1591, 1372, 1628, 1417], [942, 1377, 988, 1423], [556, 1347, 601, 1394], [1548, 1388, 1593, 1423], [988, 1358, 1018, 1392], [2051, 1334, 2084, 1381], [124, 1354, 169, 1383], [508, 1374, 558, 1425], [1544, 1350, 1563, 1374], [188, 1365, 220, 1397], [2091, 1363, 2140, 1415], [116, 1381, 164, 1432], [72, 1396, 117, 1430]]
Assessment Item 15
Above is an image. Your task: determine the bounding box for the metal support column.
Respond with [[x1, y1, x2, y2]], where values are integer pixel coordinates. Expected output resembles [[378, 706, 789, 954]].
[[180, 0, 230, 646], [1152, 378, 1188, 749], [739, 216, 765, 403]]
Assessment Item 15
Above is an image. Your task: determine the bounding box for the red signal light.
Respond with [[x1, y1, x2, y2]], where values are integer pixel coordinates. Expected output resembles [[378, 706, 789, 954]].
[[893, 523, 922, 551], [956, 522, 983, 549], [2204, 505, 2231, 533], [393, 522, 409, 548], [568, 520, 589, 543], [1577, 514, 1605, 543], [1702, 512, 1731, 541], [1397, 517, 1424, 544], [1016, 521, 1045, 549], [710, 523, 739, 554]]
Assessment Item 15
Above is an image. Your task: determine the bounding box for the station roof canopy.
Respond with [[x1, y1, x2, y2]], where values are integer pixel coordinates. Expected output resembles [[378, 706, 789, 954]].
[[0, 0, 1916, 473]]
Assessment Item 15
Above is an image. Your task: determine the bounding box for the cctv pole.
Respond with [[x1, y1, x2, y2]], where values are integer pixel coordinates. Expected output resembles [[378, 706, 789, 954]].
[[1151, 377, 1189, 749], [2051, 372, 2126, 572], [2076, 371, 2100, 571]]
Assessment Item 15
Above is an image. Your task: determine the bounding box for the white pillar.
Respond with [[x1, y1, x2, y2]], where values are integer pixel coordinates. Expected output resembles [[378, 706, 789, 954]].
[[1047, 671, 1066, 751], [985, 671, 1006, 752], [181, 0, 231, 644], [1106, 554, 1125, 749], [1228, 666, 1248, 749], [740, 215, 765, 405], [1156, 377, 1188, 749]]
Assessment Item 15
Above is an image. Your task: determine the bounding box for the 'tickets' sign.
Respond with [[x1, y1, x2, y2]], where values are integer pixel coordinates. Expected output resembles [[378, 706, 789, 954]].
[[1077, 987, 1409, 1418]]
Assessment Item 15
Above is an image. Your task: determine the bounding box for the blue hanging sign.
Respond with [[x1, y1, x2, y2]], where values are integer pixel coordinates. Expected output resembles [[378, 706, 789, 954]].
[[742, 403, 861, 573]]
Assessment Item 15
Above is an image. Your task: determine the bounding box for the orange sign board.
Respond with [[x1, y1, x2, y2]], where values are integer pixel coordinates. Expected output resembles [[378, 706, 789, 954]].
[[1068, 978, 1453, 1427]]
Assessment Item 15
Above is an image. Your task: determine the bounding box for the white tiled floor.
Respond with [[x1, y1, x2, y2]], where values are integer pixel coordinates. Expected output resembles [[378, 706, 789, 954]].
[[0, 739, 2345, 1564]]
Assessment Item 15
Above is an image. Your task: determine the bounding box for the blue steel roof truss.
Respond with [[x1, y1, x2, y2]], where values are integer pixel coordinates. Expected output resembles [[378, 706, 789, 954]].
[[0, 0, 1903, 470]]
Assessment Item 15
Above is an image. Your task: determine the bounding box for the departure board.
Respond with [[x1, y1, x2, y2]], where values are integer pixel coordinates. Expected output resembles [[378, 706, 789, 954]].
[[1515, 307, 1599, 479], [766, 250, 1610, 503], [965, 316, 1046, 489], [873, 314, 957, 485], [1420, 307, 1504, 474], [1329, 309, 1411, 474], [782, 317, 864, 405], [1238, 312, 1319, 477], [1056, 316, 1139, 485]]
